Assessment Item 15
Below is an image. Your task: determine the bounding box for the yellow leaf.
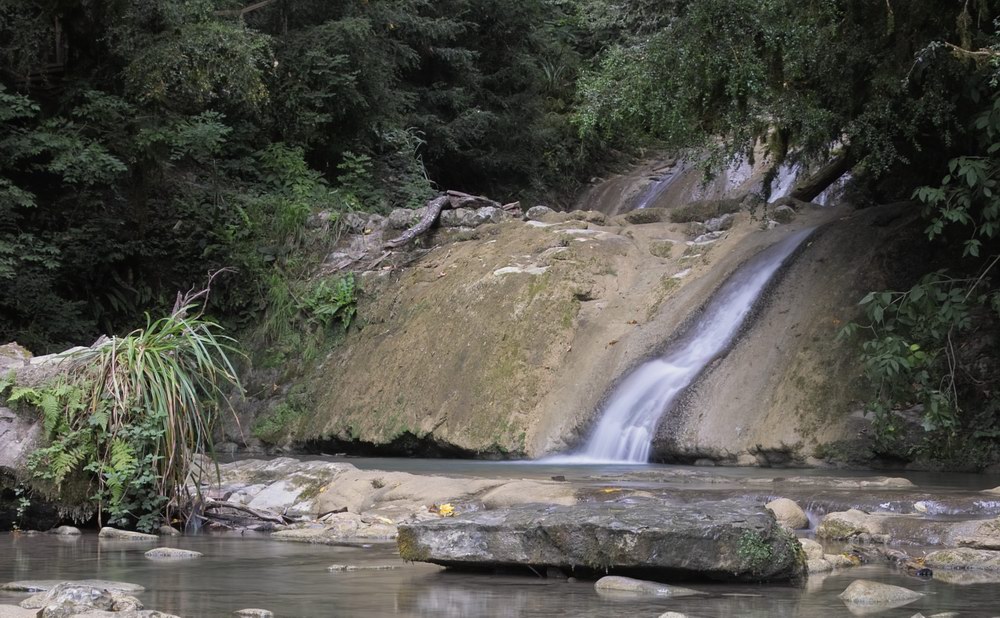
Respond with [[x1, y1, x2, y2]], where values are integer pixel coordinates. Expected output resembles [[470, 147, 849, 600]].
[[438, 503, 455, 517]]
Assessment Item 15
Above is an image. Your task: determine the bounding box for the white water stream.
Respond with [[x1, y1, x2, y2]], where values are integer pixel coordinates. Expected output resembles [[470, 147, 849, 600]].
[[556, 228, 814, 464]]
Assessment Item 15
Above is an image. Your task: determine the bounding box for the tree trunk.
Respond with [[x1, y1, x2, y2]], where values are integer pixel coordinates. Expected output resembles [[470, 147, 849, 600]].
[[789, 153, 853, 202]]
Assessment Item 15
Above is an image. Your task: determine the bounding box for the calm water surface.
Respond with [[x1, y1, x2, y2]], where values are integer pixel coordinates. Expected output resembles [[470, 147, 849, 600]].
[[4, 458, 1000, 617]]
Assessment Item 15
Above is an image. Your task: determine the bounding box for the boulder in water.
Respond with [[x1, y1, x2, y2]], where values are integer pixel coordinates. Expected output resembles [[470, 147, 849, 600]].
[[144, 547, 203, 560], [925, 547, 1000, 570], [766, 498, 808, 529], [838, 579, 922, 612], [397, 499, 806, 582]]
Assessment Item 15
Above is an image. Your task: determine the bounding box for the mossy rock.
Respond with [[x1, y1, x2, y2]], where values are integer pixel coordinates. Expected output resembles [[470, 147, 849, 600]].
[[669, 199, 742, 223], [624, 208, 666, 225]]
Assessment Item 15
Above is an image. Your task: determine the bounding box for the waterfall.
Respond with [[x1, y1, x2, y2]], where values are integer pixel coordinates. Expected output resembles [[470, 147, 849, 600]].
[[558, 228, 814, 464], [633, 163, 686, 210]]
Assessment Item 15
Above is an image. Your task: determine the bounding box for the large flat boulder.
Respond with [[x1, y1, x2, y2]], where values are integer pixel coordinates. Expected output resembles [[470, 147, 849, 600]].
[[397, 500, 805, 582]]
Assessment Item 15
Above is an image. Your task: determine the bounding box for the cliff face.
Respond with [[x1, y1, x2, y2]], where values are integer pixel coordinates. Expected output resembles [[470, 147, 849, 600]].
[[279, 188, 909, 465]]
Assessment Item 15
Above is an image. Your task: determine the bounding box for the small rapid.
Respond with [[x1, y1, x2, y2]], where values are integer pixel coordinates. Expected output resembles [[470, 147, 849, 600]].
[[555, 228, 814, 464]]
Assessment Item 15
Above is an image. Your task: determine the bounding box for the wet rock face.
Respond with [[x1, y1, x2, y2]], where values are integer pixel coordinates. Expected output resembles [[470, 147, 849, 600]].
[[397, 499, 806, 583]]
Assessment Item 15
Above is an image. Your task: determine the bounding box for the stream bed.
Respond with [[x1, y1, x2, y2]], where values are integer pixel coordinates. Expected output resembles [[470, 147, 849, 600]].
[[4, 459, 1000, 617]]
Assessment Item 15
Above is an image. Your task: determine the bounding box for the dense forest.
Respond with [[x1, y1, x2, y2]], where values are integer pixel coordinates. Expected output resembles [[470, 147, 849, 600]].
[[3, 0, 1000, 474]]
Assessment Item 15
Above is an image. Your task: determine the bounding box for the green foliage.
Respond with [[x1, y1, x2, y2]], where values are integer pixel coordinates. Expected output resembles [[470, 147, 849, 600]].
[[2, 300, 240, 530], [737, 529, 774, 576], [300, 275, 357, 331], [252, 396, 308, 444], [842, 82, 1000, 463], [577, 0, 999, 182]]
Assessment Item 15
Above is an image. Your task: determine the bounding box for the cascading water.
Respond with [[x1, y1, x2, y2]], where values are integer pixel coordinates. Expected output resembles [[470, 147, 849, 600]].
[[559, 228, 814, 464], [633, 163, 686, 210]]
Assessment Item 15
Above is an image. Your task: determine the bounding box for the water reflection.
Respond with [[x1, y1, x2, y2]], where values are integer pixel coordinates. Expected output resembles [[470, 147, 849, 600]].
[[0, 534, 995, 617]]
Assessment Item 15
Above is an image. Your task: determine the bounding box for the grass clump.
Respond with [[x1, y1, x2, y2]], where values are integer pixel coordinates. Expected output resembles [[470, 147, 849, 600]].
[[2, 289, 240, 531]]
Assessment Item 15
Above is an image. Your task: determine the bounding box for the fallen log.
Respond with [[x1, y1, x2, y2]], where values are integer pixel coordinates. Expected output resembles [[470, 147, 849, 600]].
[[384, 196, 450, 249], [384, 191, 506, 249], [202, 499, 292, 525]]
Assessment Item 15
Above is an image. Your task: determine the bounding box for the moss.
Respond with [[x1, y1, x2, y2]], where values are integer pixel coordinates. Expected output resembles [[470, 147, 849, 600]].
[[648, 240, 675, 258], [737, 529, 774, 575], [290, 476, 330, 501], [396, 529, 431, 562], [624, 208, 665, 224]]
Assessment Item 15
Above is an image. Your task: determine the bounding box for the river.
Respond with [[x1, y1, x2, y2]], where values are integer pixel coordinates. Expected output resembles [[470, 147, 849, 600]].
[[4, 458, 1000, 617]]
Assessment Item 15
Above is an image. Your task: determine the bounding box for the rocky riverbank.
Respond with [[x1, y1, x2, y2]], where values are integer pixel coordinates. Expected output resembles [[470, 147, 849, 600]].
[[8, 457, 1000, 615]]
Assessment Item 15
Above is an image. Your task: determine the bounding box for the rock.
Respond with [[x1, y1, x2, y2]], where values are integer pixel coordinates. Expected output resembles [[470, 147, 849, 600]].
[[826, 553, 861, 568], [326, 564, 401, 572], [807, 558, 833, 573], [690, 231, 725, 245], [838, 580, 922, 612], [0, 342, 31, 368], [525, 205, 554, 221], [271, 515, 396, 543], [440, 206, 506, 228], [387, 208, 423, 230], [766, 498, 808, 530], [817, 509, 883, 541], [772, 205, 796, 223], [157, 525, 181, 536], [48, 525, 81, 536], [1, 581, 144, 594], [339, 211, 369, 233], [144, 547, 203, 560], [925, 547, 1000, 570], [233, 610, 274, 618], [397, 500, 806, 582], [657, 614, 690, 618], [798, 538, 824, 561], [98, 527, 157, 542], [624, 208, 664, 224], [703, 213, 736, 232], [70, 609, 180, 618], [0, 405, 42, 472], [954, 516, 1000, 549], [20, 583, 114, 615], [594, 576, 703, 597], [110, 595, 144, 612], [0, 605, 37, 618]]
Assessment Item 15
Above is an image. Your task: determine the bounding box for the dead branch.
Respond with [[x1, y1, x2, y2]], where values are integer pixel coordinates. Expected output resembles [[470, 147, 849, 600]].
[[384, 191, 509, 249], [214, 0, 279, 17], [202, 499, 292, 525]]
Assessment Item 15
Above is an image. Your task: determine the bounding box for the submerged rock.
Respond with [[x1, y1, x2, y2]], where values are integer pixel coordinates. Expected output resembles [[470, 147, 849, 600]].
[[327, 564, 402, 572], [1, 581, 144, 594], [20, 583, 113, 615], [47, 526, 81, 536], [594, 576, 703, 597], [157, 525, 181, 536], [397, 500, 806, 582], [233, 610, 274, 618], [144, 547, 203, 560], [838, 579, 922, 612], [98, 527, 157, 542]]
